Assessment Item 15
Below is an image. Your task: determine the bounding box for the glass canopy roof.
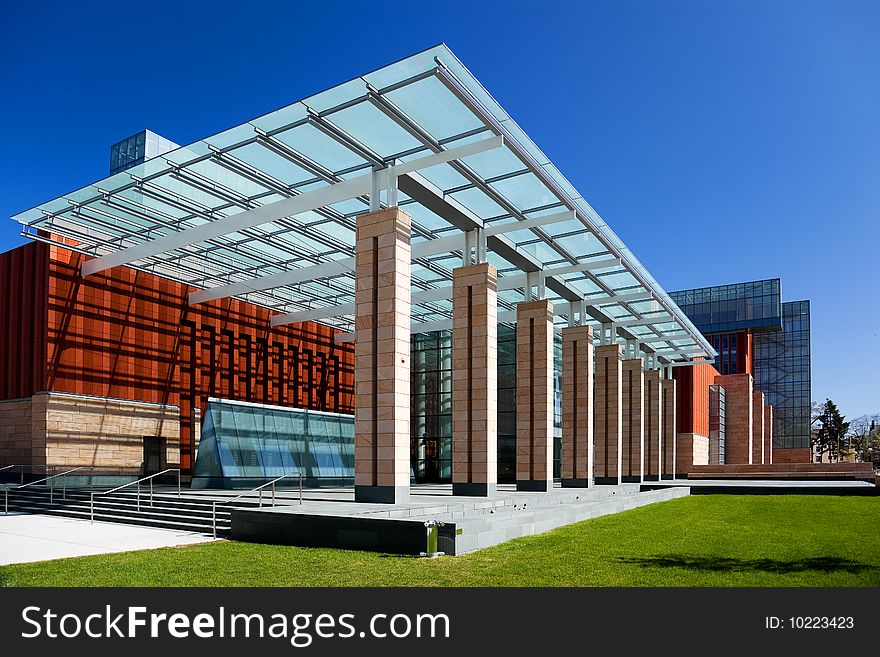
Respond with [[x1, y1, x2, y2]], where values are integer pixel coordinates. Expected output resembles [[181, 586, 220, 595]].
[[12, 44, 713, 363]]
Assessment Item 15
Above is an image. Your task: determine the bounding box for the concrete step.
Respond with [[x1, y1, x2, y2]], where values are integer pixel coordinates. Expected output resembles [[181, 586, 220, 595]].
[[452, 487, 689, 554]]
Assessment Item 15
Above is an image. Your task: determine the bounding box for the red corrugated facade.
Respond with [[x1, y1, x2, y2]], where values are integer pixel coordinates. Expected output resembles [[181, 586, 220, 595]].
[[0, 241, 49, 399], [0, 242, 354, 471], [672, 362, 721, 436]]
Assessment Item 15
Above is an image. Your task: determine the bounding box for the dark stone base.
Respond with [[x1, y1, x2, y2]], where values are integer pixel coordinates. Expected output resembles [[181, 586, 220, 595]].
[[516, 479, 551, 492], [561, 478, 589, 488], [621, 475, 643, 483], [594, 477, 620, 485], [660, 474, 675, 481], [642, 474, 660, 482], [354, 485, 410, 504], [452, 482, 496, 497], [232, 510, 458, 554]]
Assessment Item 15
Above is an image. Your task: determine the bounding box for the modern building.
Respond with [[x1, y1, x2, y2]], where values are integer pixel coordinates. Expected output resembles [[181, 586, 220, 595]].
[[109, 130, 179, 176], [669, 280, 811, 463], [2, 45, 807, 500]]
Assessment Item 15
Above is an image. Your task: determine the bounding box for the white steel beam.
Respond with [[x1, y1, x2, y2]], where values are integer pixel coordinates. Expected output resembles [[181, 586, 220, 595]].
[[583, 290, 653, 306], [638, 332, 691, 343], [482, 210, 575, 237], [496, 257, 620, 291], [191, 228, 469, 306], [82, 135, 504, 277], [613, 315, 674, 328]]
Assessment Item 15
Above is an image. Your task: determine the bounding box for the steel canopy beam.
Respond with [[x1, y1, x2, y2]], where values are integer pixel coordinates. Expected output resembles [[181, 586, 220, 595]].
[[82, 135, 504, 277]]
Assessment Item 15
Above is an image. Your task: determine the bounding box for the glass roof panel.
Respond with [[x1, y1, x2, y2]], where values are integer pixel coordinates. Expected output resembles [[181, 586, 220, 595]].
[[9, 43, 713, 360]]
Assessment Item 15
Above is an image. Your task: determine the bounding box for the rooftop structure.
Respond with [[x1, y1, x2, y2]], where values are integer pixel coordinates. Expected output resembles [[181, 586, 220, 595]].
[[13, 44, 714, 365]]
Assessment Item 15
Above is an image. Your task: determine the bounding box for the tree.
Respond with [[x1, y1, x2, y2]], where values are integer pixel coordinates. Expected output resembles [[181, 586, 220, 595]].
[[812, 399, 850, 462], [848, 414, 880, 468]]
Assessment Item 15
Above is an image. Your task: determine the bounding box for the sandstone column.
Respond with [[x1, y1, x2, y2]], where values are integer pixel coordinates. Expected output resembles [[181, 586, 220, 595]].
[[643, 368, 663, 481], [753, 391, 765, 464], [621, 357, 645, 482], [561, 324, 593, 487], [713, 373, 753, 465], [354, 207, 411, 504], [764, 405, 773, 464], [515, 299, 554, 492], [594, 343, 622, 484], [661, 376, 677, 479], [451, 263, 498, 496]]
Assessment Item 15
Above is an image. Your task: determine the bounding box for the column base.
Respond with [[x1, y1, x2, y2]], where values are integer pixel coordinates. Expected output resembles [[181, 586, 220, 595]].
[[354, 485, 410, 504], [621, 475, 643, 483], [516, 479, 551, 492], [561, 478, 590, 488], [642, 474, 660, 482], [452, 482, 497, 497], [594, 476, 620, 485]]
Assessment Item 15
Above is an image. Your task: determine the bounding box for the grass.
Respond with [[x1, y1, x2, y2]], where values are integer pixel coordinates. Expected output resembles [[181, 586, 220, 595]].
[[1, 495, 878, 587]]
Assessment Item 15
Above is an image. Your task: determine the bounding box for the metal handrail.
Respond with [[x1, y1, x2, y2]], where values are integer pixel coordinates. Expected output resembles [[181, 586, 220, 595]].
[[90, 468, 181, 524], [4, 466, 94, 515], [0, 464, 25, 485], [212, 470, 303, 538]]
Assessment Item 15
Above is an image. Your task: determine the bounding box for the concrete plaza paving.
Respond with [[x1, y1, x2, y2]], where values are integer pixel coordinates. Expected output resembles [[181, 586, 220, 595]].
[[0, 513, 217, 565]]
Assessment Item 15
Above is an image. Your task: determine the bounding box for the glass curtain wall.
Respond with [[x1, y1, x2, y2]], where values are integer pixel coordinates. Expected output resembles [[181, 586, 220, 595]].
[[410, 326, 563, 484], [410, 331, 453, 482], [669, 279, 782, 334], [192, 398, 354, 488], [754, 301, 811, 449]]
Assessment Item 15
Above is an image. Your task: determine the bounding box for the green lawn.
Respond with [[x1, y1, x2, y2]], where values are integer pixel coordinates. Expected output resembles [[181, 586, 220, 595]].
[[2, 495, 878, 587]]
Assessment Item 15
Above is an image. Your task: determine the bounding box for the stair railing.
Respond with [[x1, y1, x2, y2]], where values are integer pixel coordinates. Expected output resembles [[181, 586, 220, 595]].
[[212, 471, 303, 539], [0, 464, 26, 485], [4, 466, 94, 515], [89, 468, 181, 524]]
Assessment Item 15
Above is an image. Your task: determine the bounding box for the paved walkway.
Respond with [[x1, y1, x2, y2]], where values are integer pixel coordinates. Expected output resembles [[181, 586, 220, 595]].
[[0, 514, 217, 565]]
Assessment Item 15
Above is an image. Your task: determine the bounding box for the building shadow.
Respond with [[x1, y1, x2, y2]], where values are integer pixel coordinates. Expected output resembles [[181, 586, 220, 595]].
[[616, 554, 877, 575]]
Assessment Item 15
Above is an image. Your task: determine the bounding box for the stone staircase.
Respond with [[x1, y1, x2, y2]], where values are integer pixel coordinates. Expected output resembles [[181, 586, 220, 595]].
[[1, 487, 258, 536], [434, 485, 688, 553], [230, 484, 691, 554]]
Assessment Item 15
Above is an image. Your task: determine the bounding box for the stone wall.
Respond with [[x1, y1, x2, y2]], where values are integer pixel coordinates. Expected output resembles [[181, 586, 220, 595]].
[[0, 392, 180, 474], [676, 432, 709, 476], [0, 398, 33, 467], [714, 373, 753, 465]]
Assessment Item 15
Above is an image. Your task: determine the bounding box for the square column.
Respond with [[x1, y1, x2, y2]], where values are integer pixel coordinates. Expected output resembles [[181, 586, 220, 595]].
[[752, 391, 765, 464], [451, 263, 498, 496], [661, 378, 677, 479], [764, 405, 773, 464], [515, 299, 554, 492], [594, 343, 622, 485], [643, 369, 663, 481], [354, 207, 411, 504], [561, 325, 593, 487], [714, 373, 753, 464], [621, 358, 645, 483]]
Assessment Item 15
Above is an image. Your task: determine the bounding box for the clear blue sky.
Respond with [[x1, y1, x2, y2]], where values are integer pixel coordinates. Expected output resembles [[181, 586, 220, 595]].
[[1, 1, 877, 418]]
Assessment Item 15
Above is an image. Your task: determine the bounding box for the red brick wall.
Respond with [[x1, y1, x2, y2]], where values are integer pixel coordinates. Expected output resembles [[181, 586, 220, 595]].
[[672, 362, 720, 437], [1, 243, 355, 472], [773, 447, 811, 464]]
